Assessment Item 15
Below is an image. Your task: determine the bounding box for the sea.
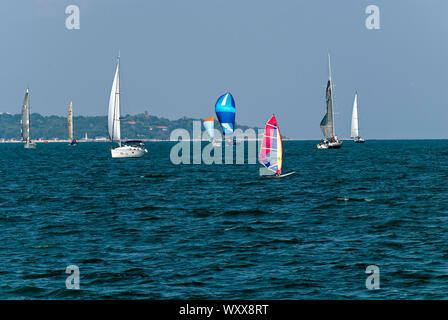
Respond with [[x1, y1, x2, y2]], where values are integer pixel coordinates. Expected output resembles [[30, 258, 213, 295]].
[[0, 140, 447, 299]]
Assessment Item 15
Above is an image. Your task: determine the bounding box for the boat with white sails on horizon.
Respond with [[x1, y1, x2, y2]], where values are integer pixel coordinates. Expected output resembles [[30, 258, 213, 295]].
[[67, 101, 78, 146], [108, 54, 147, 158], [351, 92, 365, 143], [21, 88, 36, 149]]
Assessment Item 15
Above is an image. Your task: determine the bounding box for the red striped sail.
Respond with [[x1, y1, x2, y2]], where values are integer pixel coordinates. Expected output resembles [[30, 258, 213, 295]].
[[259, 115, 283, 174]]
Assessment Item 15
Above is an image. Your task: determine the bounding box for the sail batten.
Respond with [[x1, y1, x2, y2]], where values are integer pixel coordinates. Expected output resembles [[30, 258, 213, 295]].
[[259, 115, 283, 175]]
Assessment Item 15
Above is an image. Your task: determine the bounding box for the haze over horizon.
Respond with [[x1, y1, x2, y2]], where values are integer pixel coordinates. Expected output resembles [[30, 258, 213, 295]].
[[1, 0, 447, 139]]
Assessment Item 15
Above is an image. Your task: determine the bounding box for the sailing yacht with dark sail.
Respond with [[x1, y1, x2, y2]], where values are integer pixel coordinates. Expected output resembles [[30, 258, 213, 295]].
[[108, 55, 147, 158], [317, 54, 342, 149], [21, 88, 36, 149], [67, 101, 78, 145], [351, 92, 365, 143]]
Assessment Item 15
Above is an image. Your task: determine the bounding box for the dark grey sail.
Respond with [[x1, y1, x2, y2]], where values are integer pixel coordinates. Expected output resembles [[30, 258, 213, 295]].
[[320, 79, 334, 139], [21, 88, 30, 142]]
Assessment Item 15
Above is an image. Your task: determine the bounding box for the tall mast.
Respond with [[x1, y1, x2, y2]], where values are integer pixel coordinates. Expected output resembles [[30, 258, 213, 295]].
[[27, 88, 30, 142], [328, 52, 335, 137], [116, 54, 120, 146], [68, 101, 73, 141], [355, 91, 359, 137]]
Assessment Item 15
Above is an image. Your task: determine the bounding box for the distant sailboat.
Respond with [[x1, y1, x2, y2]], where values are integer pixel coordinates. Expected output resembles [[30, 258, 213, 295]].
[[203, 116, 221, 146], [67, 101, 78, 146], [317, 54, 342, 149], [351, 92, 365, 143], [108, 55, 147, 158], [215, 92, 236, 145], [259, 115, 295, 178], [21, 88, 36, 149]]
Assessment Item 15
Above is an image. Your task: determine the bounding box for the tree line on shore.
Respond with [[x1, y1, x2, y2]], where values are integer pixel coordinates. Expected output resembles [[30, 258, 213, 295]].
[[0, 112, 254, 140]]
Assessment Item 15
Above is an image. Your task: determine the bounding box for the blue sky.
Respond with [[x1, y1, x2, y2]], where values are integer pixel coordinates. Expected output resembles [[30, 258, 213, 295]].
[[0, 0, 447, 139]]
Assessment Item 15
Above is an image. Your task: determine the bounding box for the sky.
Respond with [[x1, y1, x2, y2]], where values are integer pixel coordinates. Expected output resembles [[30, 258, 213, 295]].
[[0, 0, 447, 139]]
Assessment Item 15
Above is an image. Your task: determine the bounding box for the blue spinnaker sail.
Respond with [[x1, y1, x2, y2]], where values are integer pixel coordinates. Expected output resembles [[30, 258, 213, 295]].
[[214, 92, 235, 137]]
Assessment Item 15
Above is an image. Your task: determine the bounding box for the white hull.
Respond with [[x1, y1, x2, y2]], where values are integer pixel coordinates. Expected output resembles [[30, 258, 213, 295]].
[[353, 137, 365, 143], [317, 140, 342, 149], [111, 145, 147, 158], [264, 171, 296, 178], [225, 140, 240, 146], [24, 141, 36, 149], [212, 141, 222, 147]]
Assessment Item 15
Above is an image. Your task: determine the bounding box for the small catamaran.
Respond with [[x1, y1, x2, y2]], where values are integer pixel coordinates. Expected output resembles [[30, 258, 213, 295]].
[[259, 115, 295, 178], [317, 54, 342, 149], [351, 92, 365, 143], [108, 55, 147, 158], [67, 101, 78, 146], [21, 88, 36, 149]]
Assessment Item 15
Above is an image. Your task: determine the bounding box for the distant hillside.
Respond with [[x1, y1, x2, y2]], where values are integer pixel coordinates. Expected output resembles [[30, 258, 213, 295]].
[[0, 112, 257, 140]]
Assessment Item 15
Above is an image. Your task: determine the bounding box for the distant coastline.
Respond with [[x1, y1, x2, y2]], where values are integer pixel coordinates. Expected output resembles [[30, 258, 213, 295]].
[[0, 137, 298, 143], [0, 112, 259, 141]]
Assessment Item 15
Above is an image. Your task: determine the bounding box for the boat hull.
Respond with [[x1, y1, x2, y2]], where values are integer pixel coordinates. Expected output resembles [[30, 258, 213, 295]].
[[317, 141, 342, 149], [24, 141, 36, 149], [111, 145, 147, 158], [354, 138, 365, 143], [264, 171, 296, 178]]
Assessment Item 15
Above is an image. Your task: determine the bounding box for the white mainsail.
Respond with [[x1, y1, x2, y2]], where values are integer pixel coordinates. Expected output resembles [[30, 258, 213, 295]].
[[351, 93, 359, 138], [21, 88, 31, 142], [68, 101, 73, 141], [108, 58, 121, 143]]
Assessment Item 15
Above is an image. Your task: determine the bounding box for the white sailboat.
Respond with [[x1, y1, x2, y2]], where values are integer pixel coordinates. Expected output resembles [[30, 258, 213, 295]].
[[21, 88, 36, 149], [351, 92, 365, 143], [317, 53, 342, 149], [108, 55, 147, 158], [67, 101, 78, 146], [203, 116, 221, 147]]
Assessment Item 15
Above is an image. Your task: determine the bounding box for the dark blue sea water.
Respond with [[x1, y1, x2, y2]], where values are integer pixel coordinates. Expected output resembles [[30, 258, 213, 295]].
[[0, 140, 447, 299]]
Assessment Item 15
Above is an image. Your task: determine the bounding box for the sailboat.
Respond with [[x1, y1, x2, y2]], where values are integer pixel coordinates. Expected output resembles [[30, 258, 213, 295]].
[[351, 92, 365, 143], [203, 116, 221, 146], [317, 54, 342, 149], [215, 92, 236, 145], [108, 55, 147, 158], [67, 101, 78, 146], [259, 115, 295, 178], [21, 88, 36, 149]]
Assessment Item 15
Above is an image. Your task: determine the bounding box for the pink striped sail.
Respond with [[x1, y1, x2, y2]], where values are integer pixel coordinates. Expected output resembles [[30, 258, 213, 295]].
[[259, 115, 283, 174]]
